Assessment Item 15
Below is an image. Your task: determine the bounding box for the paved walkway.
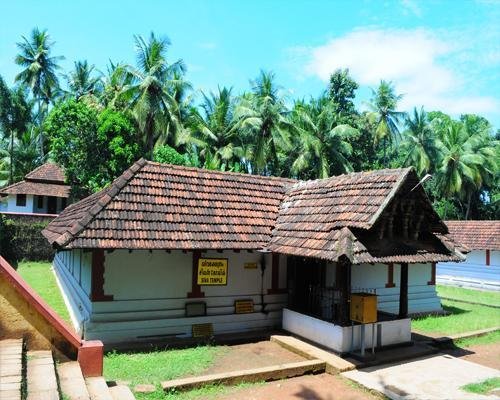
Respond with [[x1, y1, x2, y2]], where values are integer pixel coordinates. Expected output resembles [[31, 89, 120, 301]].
[[343, 354, 500, 400]]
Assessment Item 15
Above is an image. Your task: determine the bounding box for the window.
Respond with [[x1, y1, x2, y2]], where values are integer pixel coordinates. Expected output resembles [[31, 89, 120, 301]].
[[16, 194, 26, 207], [37, 196, 44, 209]]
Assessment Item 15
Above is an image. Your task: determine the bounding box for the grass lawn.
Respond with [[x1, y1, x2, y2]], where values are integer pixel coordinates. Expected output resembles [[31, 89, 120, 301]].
[[16, 261, 72, 325], [437, 285, 500, 307], [455, 330, 500, 347], [412, 299, 500, 336], [461, 377, 500, 395], [104, 346, 241, 400]]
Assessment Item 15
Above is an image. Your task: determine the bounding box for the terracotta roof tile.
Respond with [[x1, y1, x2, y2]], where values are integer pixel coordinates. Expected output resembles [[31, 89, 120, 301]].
[[445, 220, 500, 250], [43, 160, 464, 263], [25, 163, 66, 183]]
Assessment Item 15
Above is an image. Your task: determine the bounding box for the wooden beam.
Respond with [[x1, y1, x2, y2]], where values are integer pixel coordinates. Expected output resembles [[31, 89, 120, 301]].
[[338, 256, 352, 324], [90, 249, 113, 302], [427, 262, 436, 285], [268, 253, 287, 294], [187, 250, 205, 298], [399, 263, 408, 318]]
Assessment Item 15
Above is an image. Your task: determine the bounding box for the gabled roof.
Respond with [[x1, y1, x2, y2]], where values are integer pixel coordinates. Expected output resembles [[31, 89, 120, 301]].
[[0, 163, 69, 198], [445, 220, 500, 250], [25, 163, 66, 183], [43, 159, 294, 249], [43, 159, 464, 264]]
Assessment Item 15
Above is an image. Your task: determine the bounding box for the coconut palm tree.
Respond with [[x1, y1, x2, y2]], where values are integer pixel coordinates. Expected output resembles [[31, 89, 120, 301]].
[[65, 60, 102, 100], [435, 118, 498, 219], [15, 28, 63, 118], [14, 28, 63, 157], [402, 107, 439, 176], [100, 61, 134, 108], [290, 96, 358, 179], [192, 86, 246, 171], [234, 71, 292, 175], [123, 32, 188, 157], [367, 80, 405, 166]]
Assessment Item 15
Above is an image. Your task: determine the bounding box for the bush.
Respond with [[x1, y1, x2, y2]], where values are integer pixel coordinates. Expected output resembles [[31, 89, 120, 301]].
[[0, 215, 54, 266], [153, 145, 188, 166]]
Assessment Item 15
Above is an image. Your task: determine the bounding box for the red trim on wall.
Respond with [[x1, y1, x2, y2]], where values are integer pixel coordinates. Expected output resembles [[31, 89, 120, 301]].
[[385, 263, 396, 288], [90, 249, 113, 302], [187, 250, 205, 298], [268, 253, 287, 294], [428, 262, 436, 285], [486, 250, 491, 266]]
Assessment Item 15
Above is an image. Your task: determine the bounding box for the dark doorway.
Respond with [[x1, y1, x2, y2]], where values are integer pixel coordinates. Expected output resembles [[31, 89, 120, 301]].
[[47, 196, 57, 214], [287, 256, 326, 316]]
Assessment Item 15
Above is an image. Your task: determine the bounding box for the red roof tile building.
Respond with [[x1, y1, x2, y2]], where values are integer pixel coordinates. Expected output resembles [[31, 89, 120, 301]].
[[43, 159, 465, 352], [0, 163, 70, 215], [436, 220, 500, 290]]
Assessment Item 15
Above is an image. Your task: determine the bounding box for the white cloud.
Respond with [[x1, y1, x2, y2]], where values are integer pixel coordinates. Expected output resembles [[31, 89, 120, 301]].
[[198, 41, 217, 50], [400, 0, 422, 17], [296, 28, 499, 116]]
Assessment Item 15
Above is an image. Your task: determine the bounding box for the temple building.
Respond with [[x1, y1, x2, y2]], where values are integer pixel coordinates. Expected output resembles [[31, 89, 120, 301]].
[[42, 159, 465, 352]]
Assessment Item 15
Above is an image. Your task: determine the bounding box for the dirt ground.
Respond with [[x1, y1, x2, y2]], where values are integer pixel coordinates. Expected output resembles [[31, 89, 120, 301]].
[[441, 341, 500, 370], [213, 373, 381, 400], [203, 341, 305, 374]]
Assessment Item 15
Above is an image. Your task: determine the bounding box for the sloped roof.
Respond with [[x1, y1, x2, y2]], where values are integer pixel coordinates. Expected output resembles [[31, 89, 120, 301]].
[[445, 220, 500, 250], [25, 163, 65, 183], [43, 159, 464, 263], [0, 163, 69, 198], [43, 159, 294, 249]]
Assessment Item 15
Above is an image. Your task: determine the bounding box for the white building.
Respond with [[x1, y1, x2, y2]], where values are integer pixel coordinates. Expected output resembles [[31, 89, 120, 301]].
[[437, 220, 500, 290], [43, 160, 465, 352], [0, 163, 70, 215]]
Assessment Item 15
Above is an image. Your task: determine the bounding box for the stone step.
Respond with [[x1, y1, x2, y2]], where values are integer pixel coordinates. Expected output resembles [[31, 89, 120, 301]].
[[85, 377, 113, 400], [109, 385, 136, 400], [0, 338, 23, 400], [26, 350, 59, 400], [161, 359, 326, 392], [271, 335, 357, 373], [58, 361, 91, 400]]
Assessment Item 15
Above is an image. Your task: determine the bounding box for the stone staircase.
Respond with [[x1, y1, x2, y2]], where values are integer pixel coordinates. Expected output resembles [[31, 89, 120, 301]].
[[0, 338, 135, 400]]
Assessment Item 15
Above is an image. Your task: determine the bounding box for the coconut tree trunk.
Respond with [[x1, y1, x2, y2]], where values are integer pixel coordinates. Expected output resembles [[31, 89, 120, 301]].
[[465, 191, 473, 220], [9, 130, 14, 184]]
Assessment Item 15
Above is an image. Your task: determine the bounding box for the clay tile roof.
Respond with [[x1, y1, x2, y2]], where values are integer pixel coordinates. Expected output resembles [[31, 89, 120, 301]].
[[43, 160, 464, 263], [43, 159, 295, 250], [0, 163, 69, 197], [445, 220, 500, 250], [25, 163, 66, 183]]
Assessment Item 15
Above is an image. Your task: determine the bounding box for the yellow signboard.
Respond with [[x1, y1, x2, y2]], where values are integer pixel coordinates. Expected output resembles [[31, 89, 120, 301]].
[[244, 262, 258, 269], [197, 258, 228, 285]]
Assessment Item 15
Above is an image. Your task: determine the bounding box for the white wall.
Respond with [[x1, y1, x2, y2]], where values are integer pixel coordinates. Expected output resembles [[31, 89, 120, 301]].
[[56, 249, 288, 345], [4, 194, 35, 213], [349, 263, 442, 314], [53, 250, 93, 335], [283, 308, 411, 353]]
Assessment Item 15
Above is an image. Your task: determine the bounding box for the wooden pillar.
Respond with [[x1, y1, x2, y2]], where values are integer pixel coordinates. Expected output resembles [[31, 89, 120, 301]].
[[338, 256, 352, 324], [486, 250, 490, 266], [399, 262, 408, 318], [268, 253, 287, 294], [187, 250, 205, 298], [90, 249, 113, 302], [428, 262, 436, 285], [385, 263, 395, 288]]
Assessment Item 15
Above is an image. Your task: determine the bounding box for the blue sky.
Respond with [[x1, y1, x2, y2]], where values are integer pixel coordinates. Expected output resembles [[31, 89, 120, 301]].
[[1, 0, 499, 129]]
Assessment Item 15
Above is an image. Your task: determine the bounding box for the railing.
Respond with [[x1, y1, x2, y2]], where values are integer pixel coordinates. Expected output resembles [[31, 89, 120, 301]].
[[289, 285, 377, 323]]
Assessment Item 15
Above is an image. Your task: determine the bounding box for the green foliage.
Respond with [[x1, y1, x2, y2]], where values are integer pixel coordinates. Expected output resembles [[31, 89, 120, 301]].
[[461, 377, 500, 395], [0, 215, 54, 265], [45, 100, 140, 195], [153, 144, 188, 166], [328, 68, 359, 119]]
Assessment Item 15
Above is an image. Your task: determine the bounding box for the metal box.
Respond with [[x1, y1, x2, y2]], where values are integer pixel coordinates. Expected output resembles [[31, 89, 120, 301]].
[[350, 293, 377, 323]]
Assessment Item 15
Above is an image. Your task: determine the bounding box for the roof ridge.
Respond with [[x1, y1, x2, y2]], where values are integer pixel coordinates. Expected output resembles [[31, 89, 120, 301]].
[[53, 158, 148, 248], [145, 160, 297, 183], [367, 167, 413, 228]]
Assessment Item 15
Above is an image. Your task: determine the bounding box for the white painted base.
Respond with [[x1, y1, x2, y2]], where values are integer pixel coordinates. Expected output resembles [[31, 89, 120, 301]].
[[282, 308, 411, 353]]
